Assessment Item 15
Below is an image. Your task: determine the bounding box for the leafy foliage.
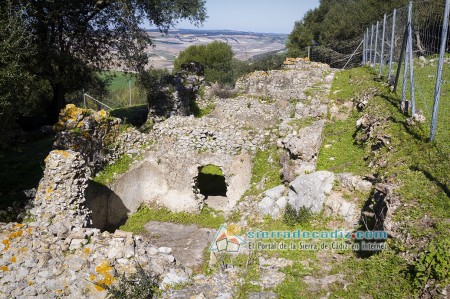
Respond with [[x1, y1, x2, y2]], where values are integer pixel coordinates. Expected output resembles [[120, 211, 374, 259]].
[[412, 235, 450, 291], [103, 264, 158, 299], [0, 1, 50, 137], [138, 68, 173, 104], [2, 0, 206, 124], [283, 204, 312, 226], [286, 0, 411, 64], [173, 41, 235, 85]]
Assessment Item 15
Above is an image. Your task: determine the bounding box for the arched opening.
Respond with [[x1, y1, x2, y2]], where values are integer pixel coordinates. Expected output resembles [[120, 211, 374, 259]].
[[197, 164, 227, 197]]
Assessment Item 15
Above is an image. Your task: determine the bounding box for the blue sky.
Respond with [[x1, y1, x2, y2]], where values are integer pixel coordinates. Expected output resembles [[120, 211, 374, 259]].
[[171, 0, 320, 34]]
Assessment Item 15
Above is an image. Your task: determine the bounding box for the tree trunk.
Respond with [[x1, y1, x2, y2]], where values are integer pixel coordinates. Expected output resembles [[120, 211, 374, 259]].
[[415, 31, 426, 56], [50, 84, 66, 123]]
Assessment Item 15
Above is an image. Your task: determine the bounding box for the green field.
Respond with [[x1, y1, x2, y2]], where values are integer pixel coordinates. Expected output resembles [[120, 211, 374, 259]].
[[98, 71, 137, 92], [96, 71, 147, 108]]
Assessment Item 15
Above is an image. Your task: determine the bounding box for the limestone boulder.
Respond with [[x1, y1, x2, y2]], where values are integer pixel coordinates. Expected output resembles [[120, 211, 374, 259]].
[[282, 120, 325, 161], [323, 192, 359, 226], [257, 185, 287, 219], [287, 171, 335, 213]]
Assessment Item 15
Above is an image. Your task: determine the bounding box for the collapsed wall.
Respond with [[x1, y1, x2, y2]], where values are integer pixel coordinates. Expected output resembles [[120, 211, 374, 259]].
[[0, 105, 187, 299]]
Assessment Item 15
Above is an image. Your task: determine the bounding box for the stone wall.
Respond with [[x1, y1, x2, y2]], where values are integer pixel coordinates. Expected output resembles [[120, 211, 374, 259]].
[[236, 58, 332, 100], [147, 71, 203, 122]]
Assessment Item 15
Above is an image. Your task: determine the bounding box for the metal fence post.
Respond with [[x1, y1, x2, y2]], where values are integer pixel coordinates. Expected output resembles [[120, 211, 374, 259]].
[[374, 21, 379, 65], [407, 1, 416, 115], [430, 0, 450, 141], [366, 28, 370, 65], [394, 26, 409, 93], [362, 32, 366, 64], [388, 9, 397, 82], [402, 24, 410, 109], [370, 24, 374, 65], [83, 89, 86, 108], [380, 14, 387, 76]]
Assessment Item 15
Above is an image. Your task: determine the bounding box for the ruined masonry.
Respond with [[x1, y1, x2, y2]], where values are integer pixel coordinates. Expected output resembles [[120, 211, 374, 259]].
[[0, 58, 368, 298]]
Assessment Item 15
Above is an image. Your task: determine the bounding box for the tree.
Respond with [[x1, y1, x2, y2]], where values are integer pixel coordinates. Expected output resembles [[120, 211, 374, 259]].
[[12, 0, 206, 122], [286, 0, 410, 62], [0, 0, 49, 135], [286, 21, 313, 57], [173, 41, 235, 85]]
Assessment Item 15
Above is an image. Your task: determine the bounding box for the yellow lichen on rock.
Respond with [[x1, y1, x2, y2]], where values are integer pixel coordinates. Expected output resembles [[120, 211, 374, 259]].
[[94, 109, 109, 122], [92, 261, 115, 291], [53, 150, 71, 158]]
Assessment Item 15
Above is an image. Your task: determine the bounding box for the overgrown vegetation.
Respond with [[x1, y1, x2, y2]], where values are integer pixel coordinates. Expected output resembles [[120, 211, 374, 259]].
[[190, 101, 215, 118], [283, 204, 312, 226], [174, 41, 235, 85], [120, 205, 225, 234], [92, 154, 137, 186], [243, 146, 283, 198], [102, 264, 159, 299], [226, 66, 449, 298], [200, 164, 223, 176]]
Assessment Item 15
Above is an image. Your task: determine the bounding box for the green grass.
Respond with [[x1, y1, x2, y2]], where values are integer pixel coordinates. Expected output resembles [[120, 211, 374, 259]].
[[191, 101, 215, 118], [199, 164, 223, 176], [93, 154, 137, 186], [316, 112, 368, 175], [97, 71, 147, 108], [223, 62, 448, 297], [391, 57, 450, 149], [313, 66, 450, 297], [316, 68, 377, 175], [243, 146, 283, 198], [99, 71, 137, 92], [0, 136, 54, 209], [119, 205, 225, 234]]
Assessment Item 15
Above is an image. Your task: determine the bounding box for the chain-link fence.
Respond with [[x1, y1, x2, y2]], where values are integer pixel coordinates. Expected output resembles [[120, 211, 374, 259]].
[[363, 0, 449, 148]]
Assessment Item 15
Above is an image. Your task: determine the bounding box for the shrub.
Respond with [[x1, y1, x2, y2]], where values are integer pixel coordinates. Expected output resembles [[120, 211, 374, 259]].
[[173, 41, 234, 85], [102, 265, 158, 299], [412, 235, 450, 292], [283, 204, 312, 226]]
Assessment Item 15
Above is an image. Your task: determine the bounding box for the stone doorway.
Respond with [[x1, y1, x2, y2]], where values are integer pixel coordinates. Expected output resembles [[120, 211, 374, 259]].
[[196, 164, 230, 211], [197, 164, 227, 197]]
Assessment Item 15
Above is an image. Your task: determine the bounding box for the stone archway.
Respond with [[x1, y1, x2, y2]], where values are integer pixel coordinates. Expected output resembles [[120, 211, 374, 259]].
[[197, 164, 227, 197]]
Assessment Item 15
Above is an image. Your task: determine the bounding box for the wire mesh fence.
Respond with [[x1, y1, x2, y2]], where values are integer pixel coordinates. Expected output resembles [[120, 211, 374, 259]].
[[305, 38, 365, 69], [363, 0, 449, 149], [300, 1, 449, 149]]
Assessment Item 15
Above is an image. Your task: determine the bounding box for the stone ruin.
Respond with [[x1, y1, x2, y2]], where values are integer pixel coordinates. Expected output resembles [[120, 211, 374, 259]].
[[147, 63, 204, 122], [0, 58, 382, 298]]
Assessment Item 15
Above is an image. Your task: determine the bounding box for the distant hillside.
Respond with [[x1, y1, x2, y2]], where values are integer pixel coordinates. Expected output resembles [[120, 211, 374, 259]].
[[144, 29, 287, 70], [146, 28, 288, 37]]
